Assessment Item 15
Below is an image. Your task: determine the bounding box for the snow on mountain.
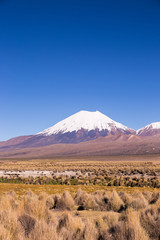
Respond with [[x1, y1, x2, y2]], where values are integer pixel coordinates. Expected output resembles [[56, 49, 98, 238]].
[[137, 122, 160, 136], [38, 110, 133, 136]]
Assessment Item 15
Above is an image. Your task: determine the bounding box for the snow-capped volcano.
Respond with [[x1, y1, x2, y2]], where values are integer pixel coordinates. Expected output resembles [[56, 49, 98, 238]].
[[38, 110, 133, 136], [0, 111, 135, 150], [2, 111, 160, 157], [137, 122, 160, 136]]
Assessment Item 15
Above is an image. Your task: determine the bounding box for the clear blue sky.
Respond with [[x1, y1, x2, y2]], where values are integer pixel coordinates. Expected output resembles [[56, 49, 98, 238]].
[[0, 0, 160, 140]]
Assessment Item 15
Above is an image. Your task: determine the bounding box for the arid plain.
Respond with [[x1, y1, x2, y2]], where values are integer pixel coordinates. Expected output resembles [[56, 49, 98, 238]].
[[0, 155, 160, 239]]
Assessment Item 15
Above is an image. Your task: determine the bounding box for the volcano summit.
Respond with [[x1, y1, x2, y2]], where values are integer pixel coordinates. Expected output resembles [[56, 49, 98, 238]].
[[37, 110, 134, 140]]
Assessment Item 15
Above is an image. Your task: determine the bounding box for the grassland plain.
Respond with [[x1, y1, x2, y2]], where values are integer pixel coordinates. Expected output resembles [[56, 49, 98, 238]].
[[0, 155, 160, 189], [0, 188, 160, 239], [0, 155, 160, 239]]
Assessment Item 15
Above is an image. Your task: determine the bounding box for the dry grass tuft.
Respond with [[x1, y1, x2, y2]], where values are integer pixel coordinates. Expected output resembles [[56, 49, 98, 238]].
[[18, 214, 36, 237], [55, 191, 75, 210], [130, 191, 148, 210], [108, 190, 124, 212], [57, 213, 85, 240], [140, 205, 160, 239]]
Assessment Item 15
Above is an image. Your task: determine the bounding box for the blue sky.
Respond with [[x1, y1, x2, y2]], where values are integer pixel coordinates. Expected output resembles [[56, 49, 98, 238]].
[[0, 0, 160, 140]]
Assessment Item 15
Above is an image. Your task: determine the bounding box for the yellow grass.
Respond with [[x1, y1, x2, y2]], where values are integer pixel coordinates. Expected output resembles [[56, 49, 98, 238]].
[[0, 188, 159, 239], [0, 183, 159, 196], [0, 155, 160, 171]]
